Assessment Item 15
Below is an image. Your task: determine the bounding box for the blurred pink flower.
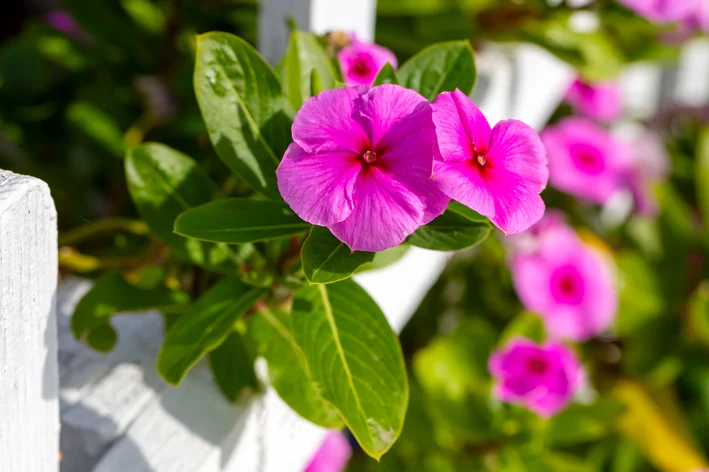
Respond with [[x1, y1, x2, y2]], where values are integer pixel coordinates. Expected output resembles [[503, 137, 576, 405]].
[[489, 338, 583, 417], [683, 1, 709, 33], [618, 0, 699, 23], [565, 79, 623, 123], [622, 130, 670, 217], [505, 209, 567, 253], [277, 84, 448, 252], [338, 35, 397, 87], [431, 89, 548, 234], [511, 226, 617, 341], [542, 117, 632, 204], [44, 10, 79, 35], [304, 431, 352, 472]]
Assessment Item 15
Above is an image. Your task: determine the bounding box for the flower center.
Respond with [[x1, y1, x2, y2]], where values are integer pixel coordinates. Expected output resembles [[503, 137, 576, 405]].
[[351, 54, 373, 77], [362, 150, 377, 164], [527, 358, 548, 374], [550, 265, 585, 305], [477, 154, 486, 166]]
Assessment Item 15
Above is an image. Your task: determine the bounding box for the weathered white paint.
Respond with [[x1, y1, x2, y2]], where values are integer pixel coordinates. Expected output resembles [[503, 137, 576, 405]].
[[258, 0, 376, 64], [0, 171, 59, 472]]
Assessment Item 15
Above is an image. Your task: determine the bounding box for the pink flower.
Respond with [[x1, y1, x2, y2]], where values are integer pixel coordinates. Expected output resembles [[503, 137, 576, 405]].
[[305, 431, 352, 472], [276, 85, 449, 252], [542, 118, 632, 205], [431, 89, 548, 234], [44, 10, 79, 35], [565, 79, 622, 123], [618, 0, 700, 24], [622, 130, 670, 217], [489, 338, 583, 417], [505, 209, 567, 254], [338, 35, 397, 87], [511, 226, 618, 341]]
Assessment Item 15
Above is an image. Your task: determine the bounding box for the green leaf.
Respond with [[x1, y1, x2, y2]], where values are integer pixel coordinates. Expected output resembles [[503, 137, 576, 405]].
[[499, 448, 593, 472], [174, 198, 310, 244], [248, 307, 343, 428], [545, 399, 627, 447], [398, 40, 476, 101], [66, 101, 125, 158], [408, 201, 491, 251], [157, 276, 266, 386], [697, 127, 709, 235], [86, 324, 118, 353], [500, 312, 546, 344], [372, 62, 400, 86], [125, 142, 236, 270], [72, 272, 188, 346], [292, 280, 408, 459], [208, 331, 259, 402], [357, 244, 410, 273], [301, 227, 375, 284], [194, 32, 292, 199], [310, 68, 323, 96], [412, 318, 499, 443], [282, 30, 338, 109]]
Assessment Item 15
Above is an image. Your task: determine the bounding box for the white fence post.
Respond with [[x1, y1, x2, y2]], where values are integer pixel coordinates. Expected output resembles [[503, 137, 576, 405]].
[[0, 171, 59, 472]]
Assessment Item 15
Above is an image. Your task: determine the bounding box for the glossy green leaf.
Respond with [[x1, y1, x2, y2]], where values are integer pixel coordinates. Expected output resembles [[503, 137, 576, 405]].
[[209, 331, 259, 402], [398, 40, 476, 101], [372, 62, 400, 86], [292, 280, 408, 459], [356, 244, 410, 273], [72, 272, 189, 348], [408, 201, 491, 251], [194, 32, 291, 198], [174, 198, 310, 244], [157, 276, 266, 386], [301, 227, 375, 284], [248, 307, 343, 428], [282, 30, 338, 109], [125, 142, 237, 270]]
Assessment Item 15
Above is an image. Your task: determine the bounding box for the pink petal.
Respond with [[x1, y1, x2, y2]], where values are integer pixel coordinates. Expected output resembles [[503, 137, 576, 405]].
[[329, 167, 425, 252], [292, 87, 370, 154], [338, 39, 397, 87], [486, 172, 546, 235], [276, 143, 360, 225], [305, 431, 352, 472], [432, 89, 491, 162], [487, 120, 548, 189], [433, 160, 495, 219], [355, 84, 431, 151]]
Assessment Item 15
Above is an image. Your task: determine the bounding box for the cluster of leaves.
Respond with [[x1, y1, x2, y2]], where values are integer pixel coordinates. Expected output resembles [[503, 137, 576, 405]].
[[70, 30, 489, 459]]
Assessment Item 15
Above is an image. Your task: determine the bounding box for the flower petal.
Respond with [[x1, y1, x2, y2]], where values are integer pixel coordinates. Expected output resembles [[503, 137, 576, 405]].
[[329, 167, 425, 252], [277, 143, 360, 226], [292, 87, 370, 154], [487, 119, 548, 189], [432, 89, 491, 162], [354, 84, 432, 150], [433, 160, 495, 218]]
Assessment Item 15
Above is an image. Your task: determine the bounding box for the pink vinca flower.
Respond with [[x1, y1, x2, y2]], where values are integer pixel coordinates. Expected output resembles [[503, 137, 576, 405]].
[[505, 209, 567, 254], [565, 78, 622, 123], [431, 89, 548, 234], [511, 226, 618, 341], [542, 117, 632, 205], [489, 338, 583, 417], [305, 431, 352, 472], [618, 0, 700, 23], [338, 35, 397, 87], [277, 85, 449, 252], [622, 130, 670, 217]]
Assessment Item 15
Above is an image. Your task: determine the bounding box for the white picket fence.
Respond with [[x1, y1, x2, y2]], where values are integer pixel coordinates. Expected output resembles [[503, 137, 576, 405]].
[[5, 2, 707, 471]]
